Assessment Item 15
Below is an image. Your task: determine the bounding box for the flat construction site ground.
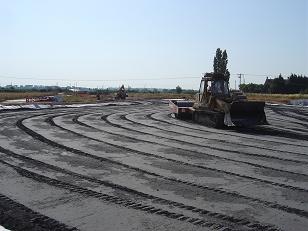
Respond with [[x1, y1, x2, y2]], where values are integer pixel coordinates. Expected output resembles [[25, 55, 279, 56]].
[[0, 101, 307, 231]]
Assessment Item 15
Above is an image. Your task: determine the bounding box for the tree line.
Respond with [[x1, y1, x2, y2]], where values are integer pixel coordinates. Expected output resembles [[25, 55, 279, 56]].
[[239, 74, 308, 94]]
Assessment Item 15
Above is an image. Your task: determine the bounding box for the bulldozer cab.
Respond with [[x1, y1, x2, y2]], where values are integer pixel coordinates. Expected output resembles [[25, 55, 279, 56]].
[[197, 73, 230, 103], [211, 80, 230, 97]]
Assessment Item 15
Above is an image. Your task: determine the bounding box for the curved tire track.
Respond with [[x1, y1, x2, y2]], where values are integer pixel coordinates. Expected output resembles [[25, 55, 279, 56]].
[[1, 101, 307, 231]]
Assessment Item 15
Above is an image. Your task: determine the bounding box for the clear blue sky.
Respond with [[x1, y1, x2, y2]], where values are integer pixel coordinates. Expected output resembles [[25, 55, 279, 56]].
[[1, 0, 307, 89]]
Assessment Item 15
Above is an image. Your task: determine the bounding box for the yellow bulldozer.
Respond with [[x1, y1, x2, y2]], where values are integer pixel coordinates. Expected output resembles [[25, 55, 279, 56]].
[[170, 72, 268, 128]]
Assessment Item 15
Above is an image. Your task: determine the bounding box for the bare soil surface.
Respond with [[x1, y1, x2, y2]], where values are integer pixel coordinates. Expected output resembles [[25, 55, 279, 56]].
[[0, 100, 307, 231]]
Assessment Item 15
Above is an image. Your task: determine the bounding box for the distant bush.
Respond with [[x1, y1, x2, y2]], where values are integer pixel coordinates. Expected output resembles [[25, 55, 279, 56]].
[[240, 74, 308, 94]]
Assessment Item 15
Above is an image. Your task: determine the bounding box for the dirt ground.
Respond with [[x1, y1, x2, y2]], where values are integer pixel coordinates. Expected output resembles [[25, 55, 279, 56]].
[[0, 100, 307, 231]]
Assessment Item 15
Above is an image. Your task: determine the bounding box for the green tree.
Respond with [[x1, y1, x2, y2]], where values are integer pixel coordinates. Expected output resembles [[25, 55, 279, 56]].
[[213, 48, 230, 81], [270, 74, 285, 93], [239, 83, 265, 93], [175, 85, 182, 93]]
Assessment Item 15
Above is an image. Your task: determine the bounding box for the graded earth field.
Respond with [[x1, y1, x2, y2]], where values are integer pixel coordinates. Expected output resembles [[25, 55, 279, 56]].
[[0, 101, 307, 231]]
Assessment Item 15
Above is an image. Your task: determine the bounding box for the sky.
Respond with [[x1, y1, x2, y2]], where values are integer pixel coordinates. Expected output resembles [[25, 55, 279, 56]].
[[0, 0, 307, 89]]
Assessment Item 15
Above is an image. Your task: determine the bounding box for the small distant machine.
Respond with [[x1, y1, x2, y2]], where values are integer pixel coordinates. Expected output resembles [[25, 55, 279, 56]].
[[115, 85, 128, 100]]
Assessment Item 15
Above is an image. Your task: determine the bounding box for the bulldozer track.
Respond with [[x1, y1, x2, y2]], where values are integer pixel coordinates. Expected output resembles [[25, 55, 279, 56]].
[[38, 114, 308, 215], [153, 112, 308, 156], [28, 113, 308, 193], [162, 112, 308, 148], [15, 113, 306, 197], [0, 101, 307, 231], [121, 113, 308, 162], [265, 116, 308, 131], [0, 191, 78, 231], [0, 152, 275, 231], [266, 109, 308, 124], [149, 112, 308, 146], [14, 113, 308, 217], [76, 113, 308, 170], [69, 114, 308, 217], [71, 112, 308, 188], [161, 110, 308, 148], [100, 112, 308, 164], [268, 106, 308, 124]]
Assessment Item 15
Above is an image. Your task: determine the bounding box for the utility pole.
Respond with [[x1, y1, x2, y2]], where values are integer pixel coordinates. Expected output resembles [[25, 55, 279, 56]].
[[238, 74, 242, 86], [238, 73, 245, 89]]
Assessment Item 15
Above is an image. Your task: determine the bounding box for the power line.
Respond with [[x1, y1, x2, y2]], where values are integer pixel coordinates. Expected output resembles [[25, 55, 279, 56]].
[[0, 75, 200, 82], [0, 73, 281, 82], [235, 73, 273, 77]]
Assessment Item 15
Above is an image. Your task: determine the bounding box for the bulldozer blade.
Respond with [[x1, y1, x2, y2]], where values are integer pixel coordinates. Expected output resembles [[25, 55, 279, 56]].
[[230, 101, 268, 127]]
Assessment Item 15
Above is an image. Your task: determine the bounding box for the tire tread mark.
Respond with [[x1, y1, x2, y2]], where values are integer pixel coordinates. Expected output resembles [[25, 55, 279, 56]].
[[0, 191, 78, 231], [146, 113, 308, 159], [153, 108, 308, 148], [152, 112, 308, 150], [81, 113, 308, 175], [268, 106, 308, 124], [0, 158, 262, 231], [106, 114, 308, 187], [15, 115, 308, 219], [51, 113, 308, 193]]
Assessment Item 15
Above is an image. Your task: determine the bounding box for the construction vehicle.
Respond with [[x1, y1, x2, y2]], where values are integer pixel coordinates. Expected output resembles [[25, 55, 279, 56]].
[[115, 85, 128, 100], [169, 72, 268, 128]]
